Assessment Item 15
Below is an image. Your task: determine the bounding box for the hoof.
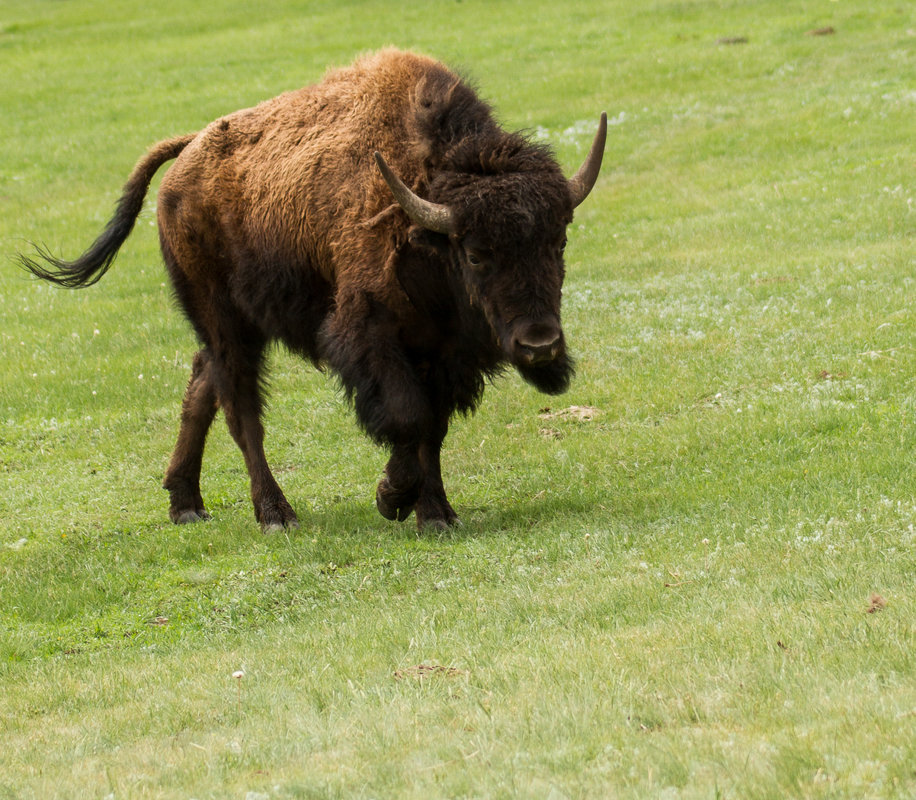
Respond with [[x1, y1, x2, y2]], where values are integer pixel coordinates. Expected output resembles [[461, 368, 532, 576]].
[[256, 498, 299, 532], [418, 518, 452, 532], [262, 518, 300, 534], [416, 497, 460, 531], [171, 508, 211, 524], [417, 513, 462, 532], [376, 479, 417, 522]]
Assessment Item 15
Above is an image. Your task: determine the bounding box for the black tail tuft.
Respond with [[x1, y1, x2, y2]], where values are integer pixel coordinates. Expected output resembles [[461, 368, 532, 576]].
[[18, 133, 196, 289], [18, 188, 144, 288]]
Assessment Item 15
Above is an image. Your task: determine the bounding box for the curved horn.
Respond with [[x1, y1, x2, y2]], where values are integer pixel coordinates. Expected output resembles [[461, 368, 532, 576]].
[[567, 112, 607, 208], [373, 151, 456, 235]]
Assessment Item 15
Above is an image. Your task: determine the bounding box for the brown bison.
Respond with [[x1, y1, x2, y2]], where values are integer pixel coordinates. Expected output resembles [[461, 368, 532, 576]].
[[21, 49, 606, 531]]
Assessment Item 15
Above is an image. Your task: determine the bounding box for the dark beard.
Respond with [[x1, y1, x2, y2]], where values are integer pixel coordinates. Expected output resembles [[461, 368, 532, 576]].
[[516, 351, 575, 395]]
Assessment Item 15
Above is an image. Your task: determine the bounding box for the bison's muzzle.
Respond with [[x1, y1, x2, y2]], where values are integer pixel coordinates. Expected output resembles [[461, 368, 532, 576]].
[[512, 318, 563, 366]]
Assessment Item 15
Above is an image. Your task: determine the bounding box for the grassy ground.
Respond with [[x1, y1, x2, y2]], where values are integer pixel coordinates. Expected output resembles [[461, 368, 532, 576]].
[[1, 0, 915, 797]]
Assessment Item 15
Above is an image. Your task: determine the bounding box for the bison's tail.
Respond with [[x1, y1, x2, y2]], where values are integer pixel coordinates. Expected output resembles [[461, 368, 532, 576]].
[[19, 133, 197, 288]]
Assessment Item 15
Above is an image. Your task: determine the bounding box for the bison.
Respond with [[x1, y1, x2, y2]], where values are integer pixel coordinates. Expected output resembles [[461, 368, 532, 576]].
[[20, 49, 606, 531]]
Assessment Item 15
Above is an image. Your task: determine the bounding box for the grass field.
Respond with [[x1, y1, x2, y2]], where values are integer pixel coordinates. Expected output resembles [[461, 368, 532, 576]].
[[1, 0, 915, 797]]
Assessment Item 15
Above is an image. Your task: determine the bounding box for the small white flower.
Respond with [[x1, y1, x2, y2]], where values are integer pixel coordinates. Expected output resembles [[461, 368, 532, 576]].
[[232, 670, 245, 680]]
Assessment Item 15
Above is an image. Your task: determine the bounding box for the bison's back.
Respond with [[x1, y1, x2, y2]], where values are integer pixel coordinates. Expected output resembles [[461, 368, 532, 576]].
[[157, 49, 476, 300]]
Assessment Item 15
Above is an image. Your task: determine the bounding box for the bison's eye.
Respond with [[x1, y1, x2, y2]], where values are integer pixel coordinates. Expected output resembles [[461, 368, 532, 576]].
[[559, 237, 568, 254], [465, 249, 487, 270]]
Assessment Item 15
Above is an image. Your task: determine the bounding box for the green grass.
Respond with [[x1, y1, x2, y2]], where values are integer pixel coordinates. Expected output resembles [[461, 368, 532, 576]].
[[1, 0, 915, 797]]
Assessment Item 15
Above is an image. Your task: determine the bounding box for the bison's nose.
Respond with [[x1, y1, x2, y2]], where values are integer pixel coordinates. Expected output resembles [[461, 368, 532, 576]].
[[514, 326, 562, 365]]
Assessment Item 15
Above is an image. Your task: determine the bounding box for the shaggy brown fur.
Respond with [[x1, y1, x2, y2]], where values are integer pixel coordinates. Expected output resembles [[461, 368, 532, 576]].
[[20, 49, 605, 531]]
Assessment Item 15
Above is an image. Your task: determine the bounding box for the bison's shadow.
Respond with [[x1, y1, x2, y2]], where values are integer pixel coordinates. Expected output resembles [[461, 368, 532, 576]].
[[291, 491, 600, 543]]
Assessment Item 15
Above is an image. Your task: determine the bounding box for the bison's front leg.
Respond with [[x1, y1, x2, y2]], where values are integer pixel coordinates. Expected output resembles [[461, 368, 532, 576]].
[[376, 417, 459, 531], [414, 433, 460, 529], [375, 442, 422, 523], [323, 300, 460, 530]]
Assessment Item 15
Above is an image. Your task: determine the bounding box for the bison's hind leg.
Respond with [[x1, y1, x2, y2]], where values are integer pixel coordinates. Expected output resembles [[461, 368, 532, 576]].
[[209, 327, 299, 532], [164, 349, 218, 523]]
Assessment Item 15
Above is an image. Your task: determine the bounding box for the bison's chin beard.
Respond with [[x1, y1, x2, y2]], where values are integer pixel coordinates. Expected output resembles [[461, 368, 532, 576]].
[[516, 351, 575, 395]]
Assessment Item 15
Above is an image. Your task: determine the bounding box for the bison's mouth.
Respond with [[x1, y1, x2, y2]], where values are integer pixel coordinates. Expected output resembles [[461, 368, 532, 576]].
[[515, 348, 574, 395]]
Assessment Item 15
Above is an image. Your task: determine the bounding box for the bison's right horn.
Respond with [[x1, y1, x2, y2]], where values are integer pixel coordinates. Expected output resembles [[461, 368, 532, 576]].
[[374, 152, 456, 235], [567, 112, 607, 208]]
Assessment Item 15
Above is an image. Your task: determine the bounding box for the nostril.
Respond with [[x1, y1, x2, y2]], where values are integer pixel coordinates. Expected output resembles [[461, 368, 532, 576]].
[[515, 332, 562, 365]]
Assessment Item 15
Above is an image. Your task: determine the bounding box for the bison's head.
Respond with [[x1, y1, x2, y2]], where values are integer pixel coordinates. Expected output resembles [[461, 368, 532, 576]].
[[375, 113, 606, 395]]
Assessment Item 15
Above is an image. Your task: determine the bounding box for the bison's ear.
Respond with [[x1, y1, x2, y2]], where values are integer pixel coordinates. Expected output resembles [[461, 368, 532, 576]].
[[408, 225, 450, 251], [568, 113, 607, 208]]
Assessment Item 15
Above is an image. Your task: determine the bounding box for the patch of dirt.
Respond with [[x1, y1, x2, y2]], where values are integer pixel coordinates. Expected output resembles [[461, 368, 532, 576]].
[[866, 593, 887, 614], [537, 405, 601, 422], [394, 664, 467, 680], [753, 275, 794, 285]]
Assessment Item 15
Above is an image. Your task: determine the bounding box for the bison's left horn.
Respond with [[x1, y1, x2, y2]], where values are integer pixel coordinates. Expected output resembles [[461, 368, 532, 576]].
[[567, 112, 607, 208], [374, 152, 456, 235]]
